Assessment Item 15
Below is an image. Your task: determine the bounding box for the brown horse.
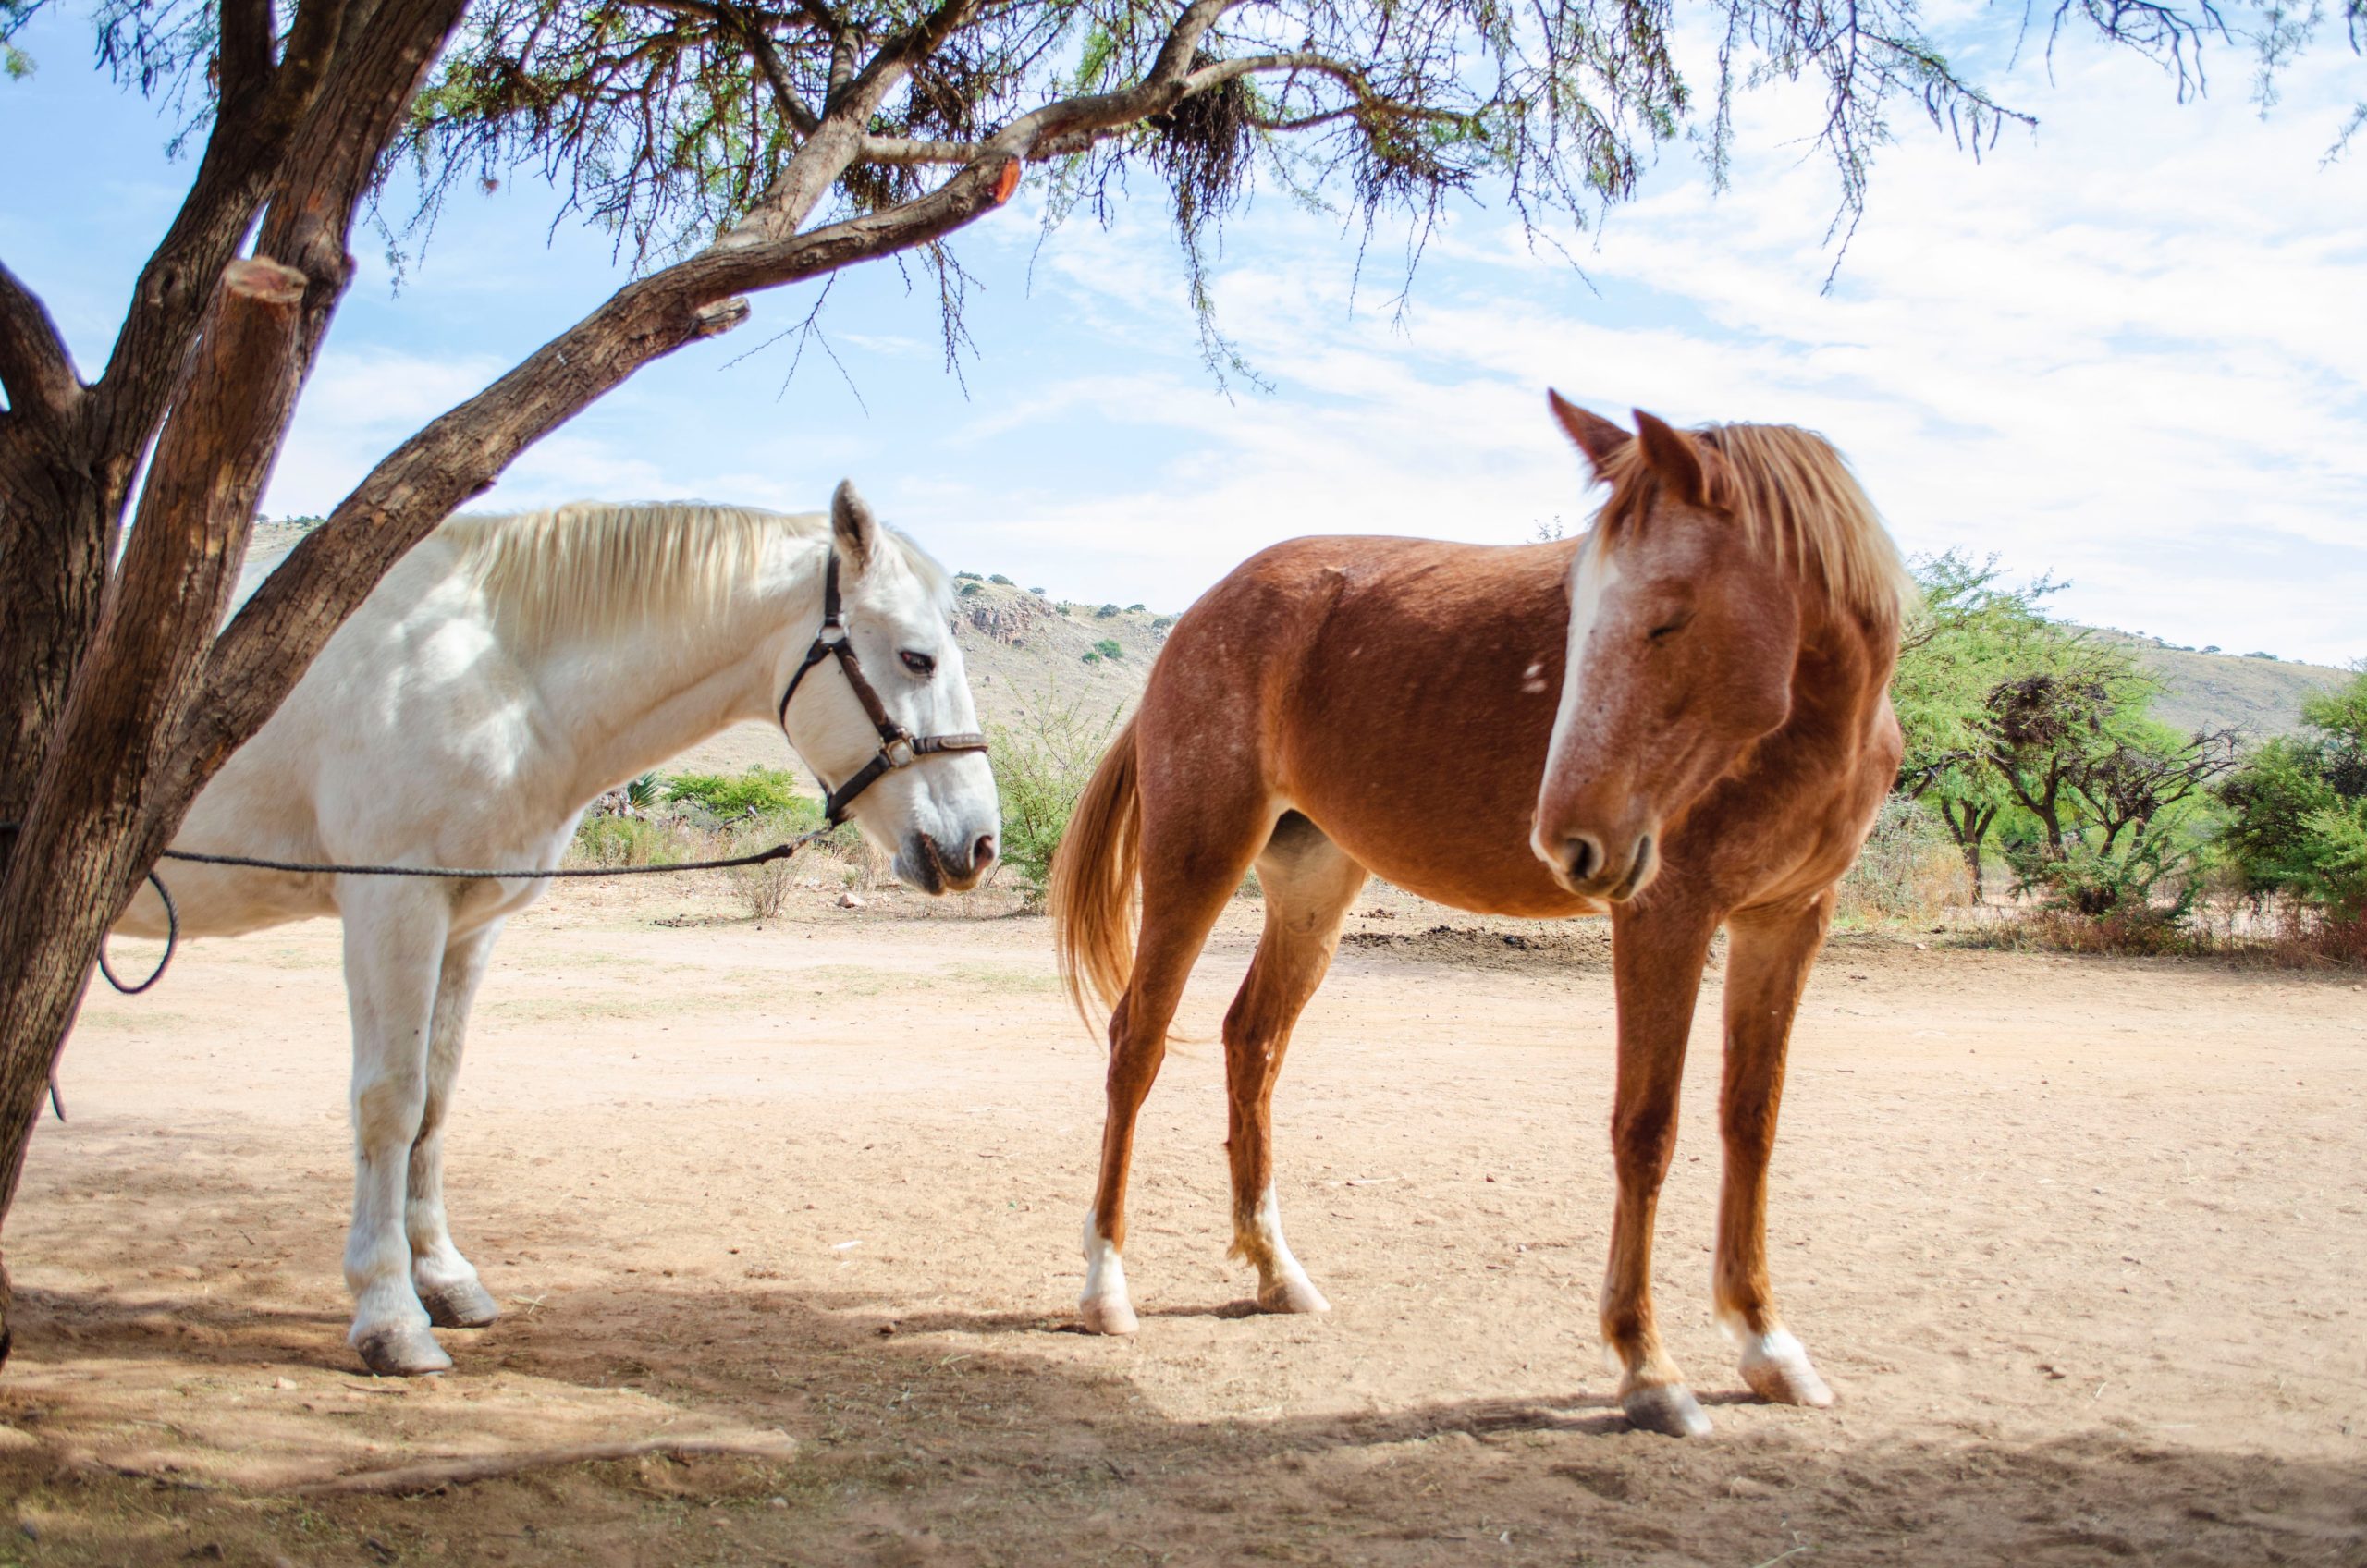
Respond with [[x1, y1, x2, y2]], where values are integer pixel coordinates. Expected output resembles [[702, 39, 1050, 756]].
[[1049, 394, 1910, 1437]]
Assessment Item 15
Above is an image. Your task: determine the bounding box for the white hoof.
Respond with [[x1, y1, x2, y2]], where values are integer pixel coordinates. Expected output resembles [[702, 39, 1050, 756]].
[[1621, 1382, 1712, 1438], [1078, 1294, 1140, 1336], [418, 1276, 500, 1329], [1740, 1329, 1834, 1407], [1256, 1275, 1331, 1316], [352, 1321, 453, 1377]]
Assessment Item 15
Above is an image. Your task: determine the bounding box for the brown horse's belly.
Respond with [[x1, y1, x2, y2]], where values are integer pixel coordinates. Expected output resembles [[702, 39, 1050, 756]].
[[1293, 793, 1604, 919], [1254, 534, 1603, 922]]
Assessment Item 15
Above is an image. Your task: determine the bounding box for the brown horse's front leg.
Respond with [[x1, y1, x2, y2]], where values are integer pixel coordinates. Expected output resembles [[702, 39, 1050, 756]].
[[1715, 892, 1837, 1409], [1603, 893, 1721, 1436]]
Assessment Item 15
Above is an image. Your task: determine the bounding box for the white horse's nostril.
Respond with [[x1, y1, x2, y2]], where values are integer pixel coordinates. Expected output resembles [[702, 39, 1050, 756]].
[[973, 833, 998, 870]]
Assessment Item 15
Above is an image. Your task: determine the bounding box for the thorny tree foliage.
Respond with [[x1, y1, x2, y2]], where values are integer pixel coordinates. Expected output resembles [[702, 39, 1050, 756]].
[[12, 0, 2359, 358], [391, 0, 2362, 343]]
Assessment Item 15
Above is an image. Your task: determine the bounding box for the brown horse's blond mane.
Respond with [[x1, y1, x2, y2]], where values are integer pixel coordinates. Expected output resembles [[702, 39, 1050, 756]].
[[440, 500, 949, 650], [1592, 423, 1913, 627]]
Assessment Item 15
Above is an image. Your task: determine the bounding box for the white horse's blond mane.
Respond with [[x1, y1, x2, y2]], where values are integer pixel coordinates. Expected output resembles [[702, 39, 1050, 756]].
[[440, 500, 951, 649]]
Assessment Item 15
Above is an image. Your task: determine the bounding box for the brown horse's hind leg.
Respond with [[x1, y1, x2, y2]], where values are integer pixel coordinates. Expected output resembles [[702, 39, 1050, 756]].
[[1715, 891, 1837, 1409], [1079, 810, 1273, 1336], [1224, 814, 1367, 1315], [1602, 891, 1723, 1437]]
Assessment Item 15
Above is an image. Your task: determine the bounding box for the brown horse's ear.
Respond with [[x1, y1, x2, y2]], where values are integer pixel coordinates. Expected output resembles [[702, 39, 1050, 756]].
[[1631, 410, 1709, 508], [1547, 389, 1630, 477], [830, 479, 877, 571]]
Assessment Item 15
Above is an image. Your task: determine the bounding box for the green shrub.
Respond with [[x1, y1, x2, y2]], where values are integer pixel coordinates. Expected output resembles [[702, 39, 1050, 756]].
[[1081, 651, 1101, 665], [990, 573, 1013, 585], [1126, 603, 1145, 613], [1093, 638, 1122, 661], [989, 693, 1122, 902], [1095, 603, 1120, 618], [665, 766, 815, 822], [959, 580, 985, 596], [954, 570, 983, 581]]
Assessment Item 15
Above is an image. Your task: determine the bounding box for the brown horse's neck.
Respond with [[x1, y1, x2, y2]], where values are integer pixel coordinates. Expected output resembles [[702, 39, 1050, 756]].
[[1707, 588, 1899, 841], [1792, 592, 1899, 741]]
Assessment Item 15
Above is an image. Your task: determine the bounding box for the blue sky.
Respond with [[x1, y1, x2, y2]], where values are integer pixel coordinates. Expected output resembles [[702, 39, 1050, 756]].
[[4, 6, 2362, 665]]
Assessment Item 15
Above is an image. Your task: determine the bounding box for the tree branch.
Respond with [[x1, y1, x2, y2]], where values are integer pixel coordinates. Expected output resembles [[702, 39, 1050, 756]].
[[183, 147, 1024, 783], [86, 0, 350, 500], [636, 0, 825, 133], [0, 259, 81, 426]]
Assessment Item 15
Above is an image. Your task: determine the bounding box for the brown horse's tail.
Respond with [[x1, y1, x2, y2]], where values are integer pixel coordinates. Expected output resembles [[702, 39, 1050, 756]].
[[1050, 712, 1142, 1032]]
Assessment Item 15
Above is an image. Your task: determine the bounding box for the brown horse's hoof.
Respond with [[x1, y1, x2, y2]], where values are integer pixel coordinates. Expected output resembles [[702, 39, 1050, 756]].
[[352, 1322, 453, 1377], [1622, 1383, 1711, 1438], [1077, 1295, 1140, 1336], [1740, 1330, 1834, 1407], [419, 1277, 501, 1329], [1257, 1276, 1331, 1315]]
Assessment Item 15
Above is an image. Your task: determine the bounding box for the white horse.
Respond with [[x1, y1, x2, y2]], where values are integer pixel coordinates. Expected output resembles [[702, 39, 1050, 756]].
[[109, 484, 999, 1375]]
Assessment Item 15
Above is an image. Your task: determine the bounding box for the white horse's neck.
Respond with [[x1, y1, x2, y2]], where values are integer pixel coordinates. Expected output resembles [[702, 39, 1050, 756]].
[[505, 536, 825, 808]]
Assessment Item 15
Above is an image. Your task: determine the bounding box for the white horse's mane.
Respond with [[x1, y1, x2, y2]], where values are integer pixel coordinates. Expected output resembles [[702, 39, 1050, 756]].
[[440, 499, 953, 649]]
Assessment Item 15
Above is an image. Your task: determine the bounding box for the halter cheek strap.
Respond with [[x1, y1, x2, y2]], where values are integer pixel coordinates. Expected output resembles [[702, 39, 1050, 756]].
[[778, 551, 990, 825]]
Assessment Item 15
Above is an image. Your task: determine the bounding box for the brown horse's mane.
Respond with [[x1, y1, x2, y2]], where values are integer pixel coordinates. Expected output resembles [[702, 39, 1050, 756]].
[[1591, 423, 1913, 628]]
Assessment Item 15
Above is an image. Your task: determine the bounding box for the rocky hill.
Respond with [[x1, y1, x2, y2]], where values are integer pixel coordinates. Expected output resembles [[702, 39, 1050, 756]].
[[2093, 631, 2351, 741]]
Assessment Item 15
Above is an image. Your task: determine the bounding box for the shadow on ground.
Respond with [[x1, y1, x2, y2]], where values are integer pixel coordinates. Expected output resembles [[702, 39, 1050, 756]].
[[4, 1273, 2361, 1568]]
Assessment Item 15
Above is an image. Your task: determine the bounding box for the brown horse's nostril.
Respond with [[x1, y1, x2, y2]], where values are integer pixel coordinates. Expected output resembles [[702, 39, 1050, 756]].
[[1564, 835, 1602, 884], [973, 833, 998, 871]]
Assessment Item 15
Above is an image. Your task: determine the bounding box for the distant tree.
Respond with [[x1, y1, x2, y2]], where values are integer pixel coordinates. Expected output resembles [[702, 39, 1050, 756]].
[[1891, 553, 2058, 900], [1094, 637, 1123, 660], [2220, 670, 2367, 921]]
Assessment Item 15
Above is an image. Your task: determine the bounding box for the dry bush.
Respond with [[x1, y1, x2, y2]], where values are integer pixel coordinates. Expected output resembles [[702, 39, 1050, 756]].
[[1836, 797, 1966, 925], [2266, 903, 2367, 968]]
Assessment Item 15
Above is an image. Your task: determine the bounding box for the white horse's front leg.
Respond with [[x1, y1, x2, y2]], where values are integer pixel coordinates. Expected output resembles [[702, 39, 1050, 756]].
[[340, 882, 454, 1376], [407, 919, 505, 1330]]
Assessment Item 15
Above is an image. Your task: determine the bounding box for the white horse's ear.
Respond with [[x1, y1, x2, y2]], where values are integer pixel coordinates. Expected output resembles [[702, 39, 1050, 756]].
[[1548, 389, 1630, 478], [831, 480, 877, 572]]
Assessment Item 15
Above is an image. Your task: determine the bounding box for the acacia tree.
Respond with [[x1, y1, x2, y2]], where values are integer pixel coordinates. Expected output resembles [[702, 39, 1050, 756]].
[[1894, 551, 2065, 900], [0, 0, 2348, 1359]]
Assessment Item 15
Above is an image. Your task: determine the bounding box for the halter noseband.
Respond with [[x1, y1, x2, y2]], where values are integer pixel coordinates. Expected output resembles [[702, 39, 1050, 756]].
[[778, 551, 990, 825]]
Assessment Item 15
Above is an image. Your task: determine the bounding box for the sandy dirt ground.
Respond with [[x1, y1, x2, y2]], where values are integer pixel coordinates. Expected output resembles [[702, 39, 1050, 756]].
[[3, 877, 2363, 1567]]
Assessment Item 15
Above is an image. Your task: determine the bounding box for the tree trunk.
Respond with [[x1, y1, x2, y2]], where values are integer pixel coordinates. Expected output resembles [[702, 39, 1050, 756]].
[[0, 262, 314, 1365]]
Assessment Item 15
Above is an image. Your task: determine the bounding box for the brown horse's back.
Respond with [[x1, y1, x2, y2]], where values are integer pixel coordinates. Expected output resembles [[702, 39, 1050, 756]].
[[1145, 534, 1598, 919]]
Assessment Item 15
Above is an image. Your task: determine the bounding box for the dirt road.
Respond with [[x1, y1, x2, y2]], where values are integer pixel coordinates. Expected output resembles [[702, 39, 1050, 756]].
[[4, 880, 2362, 1565]]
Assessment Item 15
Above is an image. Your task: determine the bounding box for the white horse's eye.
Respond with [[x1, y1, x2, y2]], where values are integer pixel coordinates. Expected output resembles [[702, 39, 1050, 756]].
[[901, 651, 937, 677]]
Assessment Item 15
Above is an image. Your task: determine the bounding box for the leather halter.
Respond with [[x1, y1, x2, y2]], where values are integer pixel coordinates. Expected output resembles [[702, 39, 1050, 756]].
[[777, 551, 990, 825]]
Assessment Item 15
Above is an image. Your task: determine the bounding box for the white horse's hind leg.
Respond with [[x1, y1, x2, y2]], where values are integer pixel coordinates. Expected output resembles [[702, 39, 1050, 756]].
[[339, 883, 455, 1376], [407, 919, 504, 1330]]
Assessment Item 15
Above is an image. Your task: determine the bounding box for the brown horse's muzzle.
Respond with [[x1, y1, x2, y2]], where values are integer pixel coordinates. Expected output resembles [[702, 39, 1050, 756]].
[[1533, 768, 1663, 902], [1542, 823, 1660, 902]]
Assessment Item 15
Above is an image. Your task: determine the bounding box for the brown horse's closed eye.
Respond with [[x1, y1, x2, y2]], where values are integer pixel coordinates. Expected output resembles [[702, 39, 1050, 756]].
[[1049, 392, 1910, 1438]]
